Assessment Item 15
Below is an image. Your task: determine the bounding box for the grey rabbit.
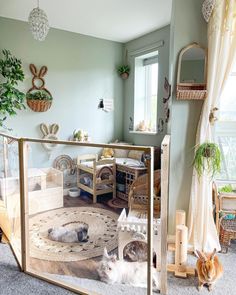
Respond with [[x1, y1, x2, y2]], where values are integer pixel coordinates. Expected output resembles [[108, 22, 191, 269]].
[[48, 224, 89, 243]]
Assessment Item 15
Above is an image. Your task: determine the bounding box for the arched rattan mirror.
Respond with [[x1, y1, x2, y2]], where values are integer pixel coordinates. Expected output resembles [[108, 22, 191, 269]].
[[176, 42, 207, 100]]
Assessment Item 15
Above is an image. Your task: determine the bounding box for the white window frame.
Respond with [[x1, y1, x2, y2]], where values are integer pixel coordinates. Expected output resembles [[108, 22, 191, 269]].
[[133, 51, 158, 134]]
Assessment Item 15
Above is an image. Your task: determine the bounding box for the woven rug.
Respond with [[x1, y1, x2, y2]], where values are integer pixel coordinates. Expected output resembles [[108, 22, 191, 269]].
[[107, 198, 128, 209], [29, 207, 118, 262]]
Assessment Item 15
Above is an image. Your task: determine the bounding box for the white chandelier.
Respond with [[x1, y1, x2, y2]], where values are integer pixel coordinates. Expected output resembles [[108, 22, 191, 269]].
[[28, 0, 49, 41]]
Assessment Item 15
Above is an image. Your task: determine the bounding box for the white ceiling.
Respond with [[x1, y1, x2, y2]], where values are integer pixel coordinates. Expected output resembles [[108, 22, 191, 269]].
[[0, 0, 172, 43]]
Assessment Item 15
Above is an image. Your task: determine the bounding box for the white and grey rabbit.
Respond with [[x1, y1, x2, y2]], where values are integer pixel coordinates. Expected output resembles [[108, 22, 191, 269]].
[[98, 248, 160, 292], [48, 224, 89, 243]]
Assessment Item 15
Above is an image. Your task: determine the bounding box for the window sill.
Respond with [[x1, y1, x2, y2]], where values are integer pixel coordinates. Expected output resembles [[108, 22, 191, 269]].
[[129, 130, 157, 135]]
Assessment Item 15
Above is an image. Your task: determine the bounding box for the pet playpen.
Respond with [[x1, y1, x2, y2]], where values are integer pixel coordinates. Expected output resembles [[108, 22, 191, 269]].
[[0, 132, 170, 295]]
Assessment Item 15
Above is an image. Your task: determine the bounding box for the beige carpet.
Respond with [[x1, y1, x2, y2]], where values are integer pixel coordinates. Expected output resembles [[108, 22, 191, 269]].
[[0, 243, 236, 295], [29, 207, 118, 261]]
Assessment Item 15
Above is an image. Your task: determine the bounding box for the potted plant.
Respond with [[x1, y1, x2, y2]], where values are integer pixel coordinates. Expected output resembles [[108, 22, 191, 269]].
[[219, 184, 234, 193], [117, 65, 130, 80], [26, 89, 53, 112], [193, 142, 221, 178], [0, 49, 25, 128]]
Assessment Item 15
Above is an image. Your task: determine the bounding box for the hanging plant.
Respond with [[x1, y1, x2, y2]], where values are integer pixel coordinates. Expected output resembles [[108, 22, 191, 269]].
[[26, 90, 52, 100], [117, 65, 130, 80], [0, 49, 25, 128], [193, 143, 221, 178]]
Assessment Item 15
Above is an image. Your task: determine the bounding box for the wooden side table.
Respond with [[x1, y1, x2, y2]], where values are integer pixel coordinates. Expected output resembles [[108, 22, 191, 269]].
[[116, 164, 147, 202]]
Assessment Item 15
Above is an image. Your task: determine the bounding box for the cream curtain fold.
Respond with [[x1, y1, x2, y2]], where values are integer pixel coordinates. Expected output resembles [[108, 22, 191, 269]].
[[188, 0, 236, 252]]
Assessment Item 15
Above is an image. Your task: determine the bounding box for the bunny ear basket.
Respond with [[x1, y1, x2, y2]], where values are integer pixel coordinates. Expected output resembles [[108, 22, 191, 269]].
[[26, 63, 53, 112]]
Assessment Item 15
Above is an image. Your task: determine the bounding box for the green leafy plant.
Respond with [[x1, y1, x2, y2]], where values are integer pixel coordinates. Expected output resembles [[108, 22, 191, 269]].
[[27, 90, 52, 101], [193, 143, 221, 178], [117, 65, 130, 75], [219, 184, 233, 193], [0, 49, 26, 127]]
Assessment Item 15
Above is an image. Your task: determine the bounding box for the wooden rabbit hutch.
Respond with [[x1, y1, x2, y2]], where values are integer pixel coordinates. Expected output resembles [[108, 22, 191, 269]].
[[0, 168, 63, 216], [77, 154, 116, 203], [0, 167, 63, 241]]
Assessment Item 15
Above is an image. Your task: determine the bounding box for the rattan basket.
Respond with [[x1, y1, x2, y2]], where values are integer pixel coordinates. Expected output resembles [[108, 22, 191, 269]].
[[26, 63, 53, 112], [176, 84, 207, 100], [219, 216, 236, 252], [27, 99, 52, 112]]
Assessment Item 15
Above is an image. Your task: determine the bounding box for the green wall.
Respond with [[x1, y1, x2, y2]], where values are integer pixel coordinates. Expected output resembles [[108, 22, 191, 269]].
[[168, 0, 207, 233], [0, 9, 207, 228], [0, 17, 124, 142], [123, 26, 170, 146], [0, 17, 124, 166]]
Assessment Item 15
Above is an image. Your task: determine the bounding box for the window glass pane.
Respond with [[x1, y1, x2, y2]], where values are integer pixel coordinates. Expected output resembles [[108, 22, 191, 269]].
[[134, 51, 158, 132], [216, 62, 236, 180], [218, 75, 236, 121], [216, 133, 236, 180], [149, 63, 158, 131]]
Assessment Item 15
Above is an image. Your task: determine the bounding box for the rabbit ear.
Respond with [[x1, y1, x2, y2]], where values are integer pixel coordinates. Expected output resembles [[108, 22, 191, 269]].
[[196, 250, 207, 261], [103, 247, 109, 258], [40, 123, 49, 136], [110, 254, 117, 263], [210, 248, 217, 260], [30, 64, 38, 76], [53, 124, 59, 135], [50, 124, 59, 135], [39, 66, 48, 77]]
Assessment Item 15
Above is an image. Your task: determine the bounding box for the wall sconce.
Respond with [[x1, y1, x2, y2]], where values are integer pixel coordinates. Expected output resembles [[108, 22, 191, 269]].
[[98, 99, 114, 112], [98, 99, 104, 109]]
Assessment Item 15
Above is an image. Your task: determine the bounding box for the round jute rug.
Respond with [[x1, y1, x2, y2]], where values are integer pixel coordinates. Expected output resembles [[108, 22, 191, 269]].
[[29, 207, 118, 262]]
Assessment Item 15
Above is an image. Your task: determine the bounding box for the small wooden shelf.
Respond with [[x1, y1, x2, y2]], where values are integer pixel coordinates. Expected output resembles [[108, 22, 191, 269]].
[[129, 130, 157, 135], [77, 154, 116, 203], [176, 83, 207, 100]]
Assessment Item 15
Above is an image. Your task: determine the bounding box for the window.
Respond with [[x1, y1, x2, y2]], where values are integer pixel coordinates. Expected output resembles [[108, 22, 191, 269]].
[[215, 62, 236, 180], [133, 51, 158, 133]]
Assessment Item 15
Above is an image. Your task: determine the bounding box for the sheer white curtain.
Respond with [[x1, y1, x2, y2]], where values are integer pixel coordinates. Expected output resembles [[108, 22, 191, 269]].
[[188, 0, 236, 252]]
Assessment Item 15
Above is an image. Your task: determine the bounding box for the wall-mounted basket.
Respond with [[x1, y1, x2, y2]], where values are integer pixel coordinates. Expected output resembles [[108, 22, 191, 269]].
[[176, 43, 207, 100], [27, 64, 53, 112], [176, 84, 207, 100], [27, 97, 52, 112]]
